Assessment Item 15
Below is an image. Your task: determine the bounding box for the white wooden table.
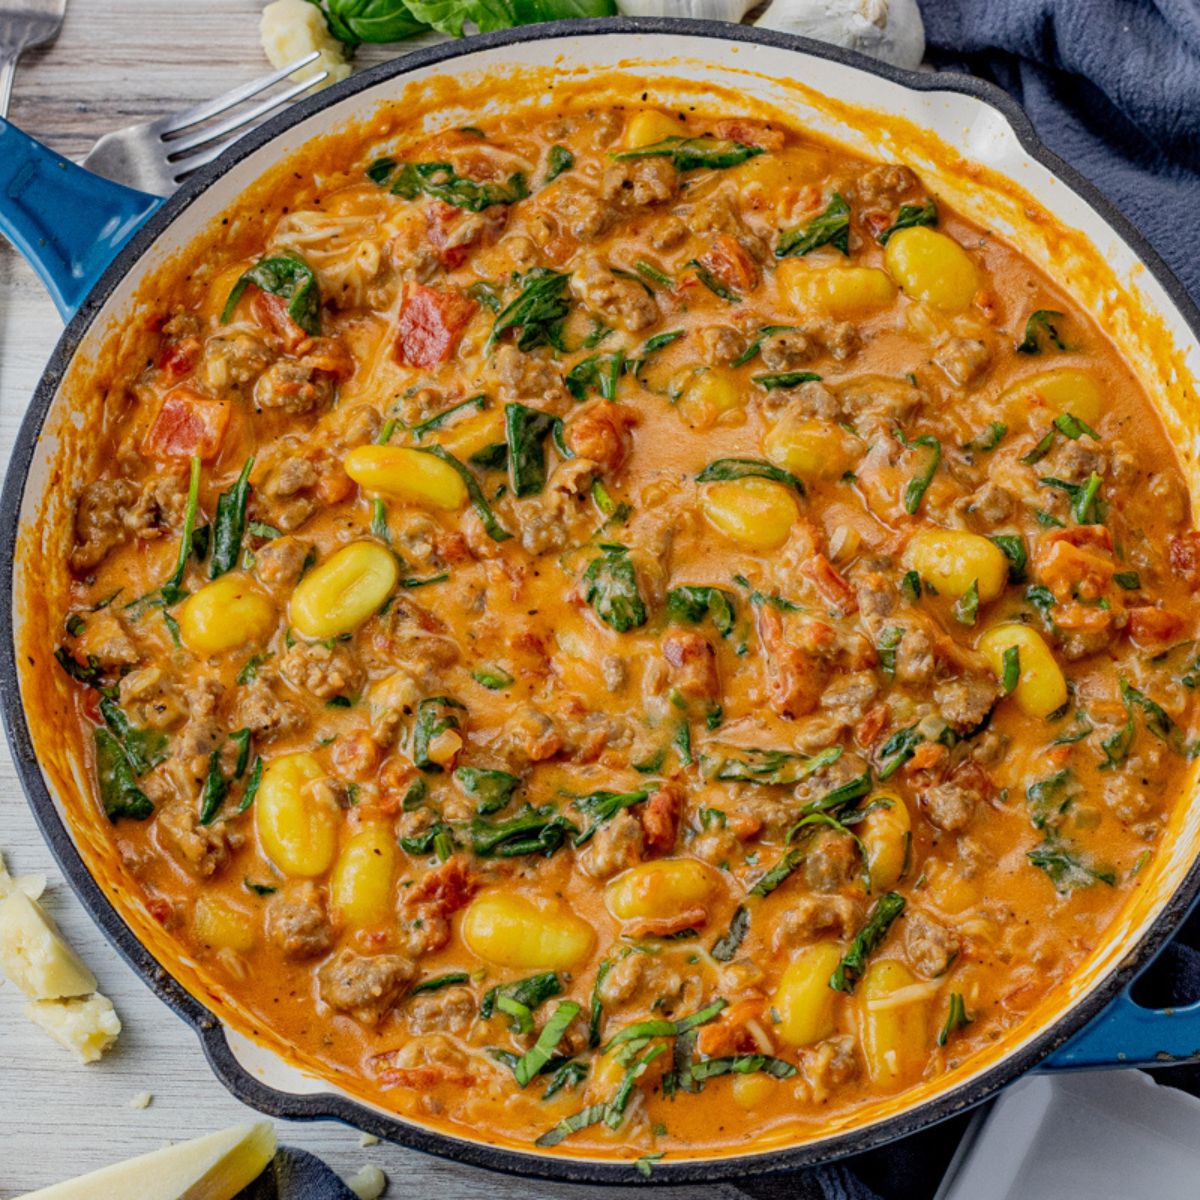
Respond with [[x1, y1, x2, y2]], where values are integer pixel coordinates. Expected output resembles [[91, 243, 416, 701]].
[[0, 4, 782, 1196]]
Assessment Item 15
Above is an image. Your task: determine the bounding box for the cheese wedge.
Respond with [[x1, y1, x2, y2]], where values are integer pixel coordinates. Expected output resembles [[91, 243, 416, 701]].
[[0, 889, 97, 999], [0, 850, 46, 901], [24, 995, 121, 1063], [18, 1121, 277, 1200]]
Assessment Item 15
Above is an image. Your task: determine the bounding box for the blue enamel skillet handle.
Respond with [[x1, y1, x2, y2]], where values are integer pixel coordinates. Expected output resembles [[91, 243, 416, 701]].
[[0, 116, 162, 321], [3, 117, 1199, 1078], [1042, 893, 1200, 1070]]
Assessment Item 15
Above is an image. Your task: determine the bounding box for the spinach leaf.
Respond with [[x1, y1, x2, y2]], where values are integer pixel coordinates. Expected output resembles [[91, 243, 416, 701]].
[[611, 136, 762, 171], [666, 585, 736, 638], [829, 892, 906, 992], [198, 749, 229, 826], [687, 1054, 797, 1082], [400, 819, 456, 861], [543, 1059, 589, 1100], [571, 788, 650, 845], [565, 350, 625, 402], [1020, 428, 1056, 465], [589, 959, 612, 1048], [454, 765, 520, 814], [370, 157, 528, 212], [748, 848, 806, 898], [1121, 677, 1192, 756], [1114, 571, 1141, 590], [938, 992, 971, 1046], [410, 971, 470, 995], [99, 698, 168, 776], [411, 394, 486, 441], [54, 647, 108, 690], [583, 544, 647, 632], [544, 143, 574, 184], [695, 457, 804, 494], [700, 744, 841, 787], [472, 665, 514, 690], [482, 971, 561, 1023], [161, 454, 204, 609], [94, 728, 154, 822], [953, 579, 980, 626], [235, 757, 264, 813], [1017, 309, 1067, 354], [962, 421, 1007, 454], [711, 904, 750, 962], [687, 259, 740, 302], [894, 429, 941, 515], [990, 534, 1028, 583], [1026, 768, 1074, 830], [412, 696, 466, 772], [470, 804, 577, 857], [877, 198, 938, 245], [776, 192, 851, 258], [1028, 837, 1116, 893], [1039, 472, 1103, 523], [504, 402, 560, 496], [488, 267, 571, 352], [415, 445, 511, 541], [221, 254, 321, 335], [627, 329, 684, 382], [209, 456, 254, 579], [1002, 645, 1021, 695], [634, 259, 673, 289], [875, 723, 923, 779], [535, 1102, 608, 1149], [753, 370, 822, 390]]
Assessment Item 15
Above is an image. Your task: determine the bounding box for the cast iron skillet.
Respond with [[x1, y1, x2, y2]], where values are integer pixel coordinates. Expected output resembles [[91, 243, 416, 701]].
[[1, 16, 1199, 1185]]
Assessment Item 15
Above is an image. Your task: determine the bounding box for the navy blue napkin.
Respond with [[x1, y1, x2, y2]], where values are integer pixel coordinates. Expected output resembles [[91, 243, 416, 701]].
[[746, 4, 1200, 1198]]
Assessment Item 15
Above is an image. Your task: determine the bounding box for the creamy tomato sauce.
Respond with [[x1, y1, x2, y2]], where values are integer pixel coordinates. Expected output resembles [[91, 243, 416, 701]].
[[48, 97, 1200, 1163]]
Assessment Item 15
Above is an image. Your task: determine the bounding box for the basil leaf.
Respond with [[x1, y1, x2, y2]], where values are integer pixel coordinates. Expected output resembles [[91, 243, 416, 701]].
[[99, 697, 168, 777], [894, 429, 941, 515], [410, 972, 470, 995], [953, 579, 980, 626], [571, 789, 650, 845], [198, 749, 229, 826], [372, 158, 528, 211], [472, 665, 514, 690], [1002, 645, 1021, 695], [687, 259, 740, 302], [411, 394, 486, 441], [753, 370, 822, 390], [990, 534, 1028, 583], [515, 1000, 582, 1086], [937, 992, 972, 1046], [711, 904, 750, 962], [504, 402, 560, 496], [700, 744, 841, 786], [962, 421, 1007, 454]]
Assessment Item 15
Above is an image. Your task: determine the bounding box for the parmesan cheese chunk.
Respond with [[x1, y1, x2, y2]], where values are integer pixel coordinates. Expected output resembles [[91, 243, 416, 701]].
[[18, 1121, 277, 1200], [260, 0, 352, 89], [24, 994, 121, 1064], [0, 889, 97, 999], [0, 849, 46, 901]]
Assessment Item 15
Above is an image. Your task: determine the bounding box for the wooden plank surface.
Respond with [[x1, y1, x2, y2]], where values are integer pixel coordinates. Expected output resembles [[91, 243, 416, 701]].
[[0, 3, 764, 1196]]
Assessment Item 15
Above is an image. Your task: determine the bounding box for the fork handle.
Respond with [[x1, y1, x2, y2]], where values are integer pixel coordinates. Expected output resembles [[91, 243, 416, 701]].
[[0, 51, 17, 119], [0, 117, 162, 322]]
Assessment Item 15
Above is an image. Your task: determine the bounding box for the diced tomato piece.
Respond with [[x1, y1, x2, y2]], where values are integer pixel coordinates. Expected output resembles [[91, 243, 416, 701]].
[[377, 1065, 473, 1090], [1054, 602, 1114, 633], [394, 285, 477, 369], [713, 118, 785, 152], [1127, 606, 1187, 649], [622, 908, 708, 939], [406, 857, 477, 918], [856, 703, 890, 747], [1170, 532, 1200, 590], [696, 998, 766, 1057], [251, 288, 308, 352], [156, 336, 200, 379], [641, 783, 683, 854], [905, 741, 949, 774], [698, 233, 760, 293], [143, 387, 231, 461], [1035, 537, 1114, 602], [426, 201, 508, 270], [803, 553, 858, 615]]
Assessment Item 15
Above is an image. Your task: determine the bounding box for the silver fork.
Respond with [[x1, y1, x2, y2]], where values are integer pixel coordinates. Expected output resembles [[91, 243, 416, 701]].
[[0, 0, 66, 118], [81, 50, 329, 196]]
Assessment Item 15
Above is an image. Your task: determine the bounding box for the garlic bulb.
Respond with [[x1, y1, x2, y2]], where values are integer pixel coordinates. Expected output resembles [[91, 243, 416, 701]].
[[619, 0, 759, 19], [754, 0, 926, 71]]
